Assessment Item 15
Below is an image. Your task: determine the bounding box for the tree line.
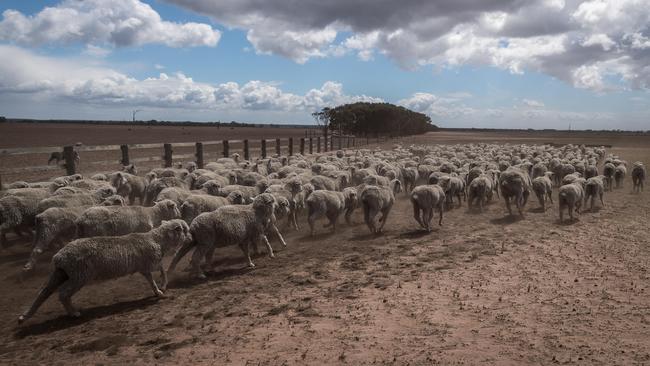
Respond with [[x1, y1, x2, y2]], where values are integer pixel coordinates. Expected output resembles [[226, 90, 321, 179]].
[[312, 102, 437, 137]]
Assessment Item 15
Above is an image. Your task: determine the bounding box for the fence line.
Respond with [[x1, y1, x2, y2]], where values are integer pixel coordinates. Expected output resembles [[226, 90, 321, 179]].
[[0, 134, 381, 187]]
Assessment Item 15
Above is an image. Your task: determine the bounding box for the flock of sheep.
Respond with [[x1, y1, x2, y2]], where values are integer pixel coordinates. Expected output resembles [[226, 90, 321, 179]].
[[0, 142, 646, 324]]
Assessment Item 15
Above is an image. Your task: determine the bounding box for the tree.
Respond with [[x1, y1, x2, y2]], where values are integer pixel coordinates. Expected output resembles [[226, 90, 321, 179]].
[[312, 102, 437, 137]]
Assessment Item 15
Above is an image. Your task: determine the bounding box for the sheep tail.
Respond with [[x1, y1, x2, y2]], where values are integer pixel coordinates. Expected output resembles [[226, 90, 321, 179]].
[[19, 268, 68, 323]]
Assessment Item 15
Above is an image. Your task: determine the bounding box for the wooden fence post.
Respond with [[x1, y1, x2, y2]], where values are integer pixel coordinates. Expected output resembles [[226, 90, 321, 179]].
[[347, 136, 350, 148], [120, 144, 129, 166], [309, 137, 313, 154], [324, 135, 328, 152], [243, 139, 250, 161], [0, 173, 3, 191], [223, 140, 229, 158], [195, 142, 204, 169], [276, 138, 281, 156], [317, 137, 321, 153], [261, 139, 267, 158], [289, 138, 294, 156], [299, 138, 305, 155], [338, 135, 342, 150], [63, 145, 76, 175], [163, 143, 173, 168]]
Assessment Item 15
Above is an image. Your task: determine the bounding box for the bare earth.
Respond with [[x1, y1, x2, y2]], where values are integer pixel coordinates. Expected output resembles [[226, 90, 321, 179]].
[[1, 128, 649, 365]]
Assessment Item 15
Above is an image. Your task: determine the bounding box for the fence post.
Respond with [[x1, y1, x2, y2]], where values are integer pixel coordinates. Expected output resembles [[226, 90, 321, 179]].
[[243, 139, 250, 161], [352, 137, 355, 147], [223, 140, 229, 158], [317, 137, 321, 153], [299, 138, 305, 155], [261, 139, 267, 158], [163, 143, 173, 168], [0, 173, 3, 191], [62, 145, 77, 175], [338, 135, 342, 150], [276, 138, 281, 156], [195, 142, 204, 169], [324, 135, 328, 152], [289, 138, 294, 156], [120, 144, 129, 166], [347, 136, 350, 148], [309, 137, 313, 154]]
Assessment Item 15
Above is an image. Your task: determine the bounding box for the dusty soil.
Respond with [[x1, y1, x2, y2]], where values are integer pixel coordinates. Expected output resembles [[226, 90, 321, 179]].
[[1, 130, 649, 365]]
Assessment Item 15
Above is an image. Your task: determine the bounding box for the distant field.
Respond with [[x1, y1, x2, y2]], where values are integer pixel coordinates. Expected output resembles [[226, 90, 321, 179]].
[[0, 122, 314, 148]]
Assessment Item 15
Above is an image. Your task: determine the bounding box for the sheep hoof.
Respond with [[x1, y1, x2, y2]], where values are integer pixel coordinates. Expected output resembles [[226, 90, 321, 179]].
[[248, 263, 256, 268], [269, 253, 275, 259], [17, 315, 26, 324], [22, 263, 33, 272], [155, 289, 165, 297], [196, 273, 207, 280]]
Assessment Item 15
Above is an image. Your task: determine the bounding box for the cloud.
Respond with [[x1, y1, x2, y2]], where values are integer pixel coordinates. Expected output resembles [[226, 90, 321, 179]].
[[0, 0, 220, 48], [164, 0, 650, 91], [522, 99, 545, 108], [0, 44, 381, 112]]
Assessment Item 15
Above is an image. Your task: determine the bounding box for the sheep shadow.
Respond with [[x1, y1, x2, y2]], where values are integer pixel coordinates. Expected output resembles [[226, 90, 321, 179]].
[[14, 296, 161, 338], [490, 215, 523, 225], [348, 231, 384, 241], [528, 207, 547, 214], [556, 218, 580, 226], [168, 266, 253, 289], [396, 229, 436, 239]]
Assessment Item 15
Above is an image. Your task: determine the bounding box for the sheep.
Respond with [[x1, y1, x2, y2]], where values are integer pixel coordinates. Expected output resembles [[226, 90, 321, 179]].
[[584, 165, 598, 179], [614, 165, 627, 188], [110, 171, 147, 205], [531, 163, 547, 179], [122, 164, 138, 175], [410, 185, 445, 231], [602, 163, 616, 191], [143, 176, 189, 206], [558, 179, 586, 223], [168, 193, 279, 279], [18, 220, 191, 323], [359, 180, 401, 234], [76, 199, 181, 238], [632, 162, 645, 192], [23, 197, 127, 272], [265, 182, 303, 230], [306, 187, 358, 236], [401, 167, 419, 193], [531, 173, 554, 210], [69, 179, 111, 191], [561, 172, 582, 185], [438, 175, 465, 208], [310, 175, 339, 191], [0, 189, 51, 247], [499, 168, 532, 218], [584, 176, 605, 211], [37, 187, 116, 213], [218, 182, 267, 203], [467, 175, 494, 212], [180, 191, 243, 224]]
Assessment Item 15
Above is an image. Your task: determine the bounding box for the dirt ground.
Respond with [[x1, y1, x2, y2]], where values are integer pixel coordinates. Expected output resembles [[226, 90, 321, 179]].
[[1, 130, 649, 365]]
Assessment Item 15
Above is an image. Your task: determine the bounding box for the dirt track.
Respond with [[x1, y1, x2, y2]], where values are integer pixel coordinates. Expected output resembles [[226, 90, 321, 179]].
[[1, 130, 649, 365]]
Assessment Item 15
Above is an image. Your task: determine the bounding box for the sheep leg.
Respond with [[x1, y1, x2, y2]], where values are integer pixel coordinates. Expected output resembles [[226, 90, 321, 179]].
[[599, 192, 604, 207], [423, 208, 433, 231], [58, 279, 84, 318], [456, 192, 462, 208], [547, 190, 554, 204], [18, 268, 67, 323], [378, 207, 391, 233], [516, 194, 525, 218], [438, 202, 444, 226], [159, 264, 169, 292], [260, 235, 275, 258], [141, 271, 164, 297], [168, 240, 196, 274], [504, 196, 513, 216], [270, 223, 287, 247], [413, 204, 424, 229], [308, 210, 321, 236], [291, 210, 300, 230], [559, 202, 564, 223], [189, 244, 208, 279], [363, 205, 375, 233], [239, 241, 255, 268], [568, 202, 574, 221]]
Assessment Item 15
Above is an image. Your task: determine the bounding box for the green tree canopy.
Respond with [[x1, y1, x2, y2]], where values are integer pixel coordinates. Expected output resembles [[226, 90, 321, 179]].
[[312, 102, 437, 136]]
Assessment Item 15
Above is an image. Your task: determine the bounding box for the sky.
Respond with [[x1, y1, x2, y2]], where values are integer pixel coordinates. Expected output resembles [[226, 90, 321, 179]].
[[0, 0, 648, 130]]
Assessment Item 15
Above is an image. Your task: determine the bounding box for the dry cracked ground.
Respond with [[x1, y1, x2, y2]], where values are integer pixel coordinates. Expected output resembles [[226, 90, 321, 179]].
[[0, 131, 648, 365]]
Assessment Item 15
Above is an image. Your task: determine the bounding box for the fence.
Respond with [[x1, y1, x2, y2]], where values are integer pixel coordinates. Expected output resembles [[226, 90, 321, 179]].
[[0, 134, 372, 188]]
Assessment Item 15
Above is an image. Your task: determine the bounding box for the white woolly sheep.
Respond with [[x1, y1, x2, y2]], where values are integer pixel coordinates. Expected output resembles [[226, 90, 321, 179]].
[[499, 168, 532, 218], [584, 176, 605, 211], [467, 175, 493, 212], [614, 165, 627, 188], [306, 187, 357, 236], [0, 189, 51, 247], [180, 191, 243, 224], [359, 180, 401, 234], [631, 162, 645, 192], [37, 187, 116, 213], [410, 185, 445, 231], [18, 220, 191, 323], [558, 178, 586, 223], [531, 173, 554, 210], [168, 193, 279, 279], [110, 171, 147, 205], [76, 199, 181, 238]]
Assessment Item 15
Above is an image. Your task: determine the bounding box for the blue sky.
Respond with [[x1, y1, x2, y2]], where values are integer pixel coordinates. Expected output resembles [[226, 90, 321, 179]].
[[0, 0, 648, 129]]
